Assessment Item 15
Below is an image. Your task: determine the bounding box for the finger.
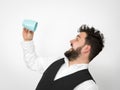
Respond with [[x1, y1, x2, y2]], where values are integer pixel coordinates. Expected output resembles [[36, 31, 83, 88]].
[[28, 30, 34, 34], [23, 28, 29, 31], [28, 30, 33, 34]]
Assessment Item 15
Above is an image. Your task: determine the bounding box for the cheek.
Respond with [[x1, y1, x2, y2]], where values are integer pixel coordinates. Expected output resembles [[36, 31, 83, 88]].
[[72, 43, 81, 50], [73, 41, 85, 50]]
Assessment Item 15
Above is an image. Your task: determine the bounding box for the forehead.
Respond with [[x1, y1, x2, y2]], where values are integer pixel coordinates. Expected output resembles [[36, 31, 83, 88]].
[[78, 32, 87, 38]]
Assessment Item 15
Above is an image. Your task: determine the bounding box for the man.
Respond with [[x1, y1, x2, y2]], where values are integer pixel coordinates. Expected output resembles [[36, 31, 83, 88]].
[[21, 25, 104, 90]]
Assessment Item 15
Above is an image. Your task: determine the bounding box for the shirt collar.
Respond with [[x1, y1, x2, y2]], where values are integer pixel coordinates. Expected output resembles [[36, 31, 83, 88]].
[[64, 57, 88, 70]]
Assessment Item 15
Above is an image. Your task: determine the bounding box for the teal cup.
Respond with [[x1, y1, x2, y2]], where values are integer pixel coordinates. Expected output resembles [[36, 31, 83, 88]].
[[22, 19, 38, 32]]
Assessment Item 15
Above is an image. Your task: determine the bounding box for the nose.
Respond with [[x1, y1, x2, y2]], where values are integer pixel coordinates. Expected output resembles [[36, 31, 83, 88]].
[[70, 38, 75, 43]]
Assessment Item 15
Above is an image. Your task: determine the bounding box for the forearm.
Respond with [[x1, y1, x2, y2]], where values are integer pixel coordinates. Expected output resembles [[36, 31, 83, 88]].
[[21, 40, 44, 73], [21, 40, 61, 74]]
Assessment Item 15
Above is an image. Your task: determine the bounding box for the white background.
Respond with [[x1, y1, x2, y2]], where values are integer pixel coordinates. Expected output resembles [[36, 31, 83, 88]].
[[0, 0, 120, 90]]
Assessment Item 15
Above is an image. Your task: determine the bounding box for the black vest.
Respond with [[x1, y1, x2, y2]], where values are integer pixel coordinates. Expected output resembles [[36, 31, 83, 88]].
[[36, 58, 95, 90]]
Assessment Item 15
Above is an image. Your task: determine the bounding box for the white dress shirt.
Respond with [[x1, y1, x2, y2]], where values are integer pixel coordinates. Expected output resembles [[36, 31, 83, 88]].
[[21, 40, 99, 90]]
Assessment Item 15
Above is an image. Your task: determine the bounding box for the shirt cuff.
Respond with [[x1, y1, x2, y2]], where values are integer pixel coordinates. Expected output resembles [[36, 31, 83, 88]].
[[21, 40, 34, 49]]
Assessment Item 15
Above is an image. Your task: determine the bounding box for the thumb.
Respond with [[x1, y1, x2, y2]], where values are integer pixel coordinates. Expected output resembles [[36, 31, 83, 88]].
[[28, 30, 34, 35]]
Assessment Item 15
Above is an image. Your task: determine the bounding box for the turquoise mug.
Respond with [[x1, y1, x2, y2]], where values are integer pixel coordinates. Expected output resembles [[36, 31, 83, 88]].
[[22, 19, 38, 32]]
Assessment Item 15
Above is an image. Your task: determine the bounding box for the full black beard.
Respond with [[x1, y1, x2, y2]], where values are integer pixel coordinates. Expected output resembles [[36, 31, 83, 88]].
[[64, 47, 82, 61]]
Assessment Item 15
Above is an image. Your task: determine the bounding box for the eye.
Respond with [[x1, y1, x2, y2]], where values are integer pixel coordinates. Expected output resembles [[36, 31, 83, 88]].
[[76, 35, 81, 41]]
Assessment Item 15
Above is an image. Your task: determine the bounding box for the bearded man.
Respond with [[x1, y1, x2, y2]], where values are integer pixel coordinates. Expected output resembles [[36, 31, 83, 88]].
[[21, 25, 104, 90]]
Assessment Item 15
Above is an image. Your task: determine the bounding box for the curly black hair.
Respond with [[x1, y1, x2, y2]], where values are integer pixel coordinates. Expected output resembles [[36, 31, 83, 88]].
[[78, 25, 104, 61]]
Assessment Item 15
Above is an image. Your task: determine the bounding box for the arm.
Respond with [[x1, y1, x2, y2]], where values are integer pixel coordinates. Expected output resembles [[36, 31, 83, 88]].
[[21, 28, 44, 73], [21, 28, 58, 73], [21, 40, 44, 73]]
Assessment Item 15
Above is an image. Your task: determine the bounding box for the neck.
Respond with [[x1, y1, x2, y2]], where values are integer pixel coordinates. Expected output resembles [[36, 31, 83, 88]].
[[68, 57, 89, 66]]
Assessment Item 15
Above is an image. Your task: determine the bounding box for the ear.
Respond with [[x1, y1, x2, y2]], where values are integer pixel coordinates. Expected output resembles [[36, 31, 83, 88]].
[[82, 45, 91, 53]]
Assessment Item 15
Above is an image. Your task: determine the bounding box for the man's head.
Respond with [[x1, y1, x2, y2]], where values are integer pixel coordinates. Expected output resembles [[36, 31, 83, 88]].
[[64, 24, 104, 62]]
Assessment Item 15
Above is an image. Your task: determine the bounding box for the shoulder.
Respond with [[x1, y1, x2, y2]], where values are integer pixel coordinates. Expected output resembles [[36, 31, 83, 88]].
[[48, 58, 64, 68], [74, 80, 98, 90]]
